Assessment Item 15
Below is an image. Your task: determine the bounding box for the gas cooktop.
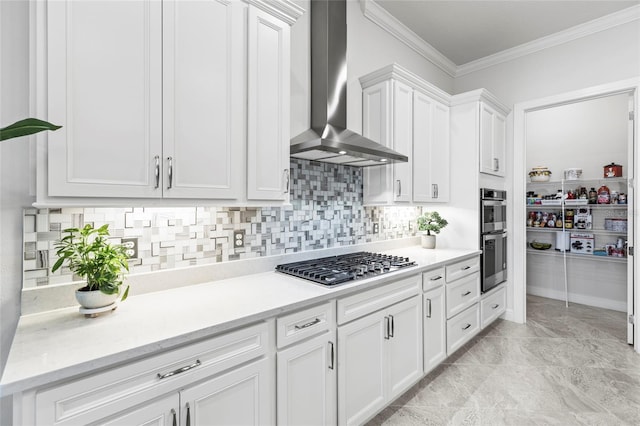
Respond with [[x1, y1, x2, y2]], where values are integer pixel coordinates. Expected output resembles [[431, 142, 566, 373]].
[[275, 251, 416, 286]]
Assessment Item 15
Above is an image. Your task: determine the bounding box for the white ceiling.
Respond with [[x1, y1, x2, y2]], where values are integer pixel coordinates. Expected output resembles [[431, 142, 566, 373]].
[[375, 0, 640, 65]]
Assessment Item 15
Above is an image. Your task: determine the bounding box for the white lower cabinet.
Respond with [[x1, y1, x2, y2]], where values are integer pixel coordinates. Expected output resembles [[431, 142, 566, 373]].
[[337, 295, 423, 426], [276, 302, 337, 426], [446, 303, 480, 355], [445, 255, 482, 356], [423, 285, 446, 374], [30, 322, 272, 426], [481, 284, 506, 328]]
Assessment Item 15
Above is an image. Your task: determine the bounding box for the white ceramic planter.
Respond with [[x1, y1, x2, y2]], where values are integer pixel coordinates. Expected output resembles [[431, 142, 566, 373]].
[[75, 288, 118, 309], [421, 233, 436, 249]]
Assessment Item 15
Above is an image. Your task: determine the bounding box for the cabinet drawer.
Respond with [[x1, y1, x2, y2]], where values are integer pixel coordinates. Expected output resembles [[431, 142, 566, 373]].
[[35, 322, 269, 425], [481, 285, 506, 328], [337, 275, 420, 325], [445, 272, 480, 319], [445, 256, 480, 282], [422, 266, 445, 292], [277, 301, 335, 349], [446, 303, 480, 355]]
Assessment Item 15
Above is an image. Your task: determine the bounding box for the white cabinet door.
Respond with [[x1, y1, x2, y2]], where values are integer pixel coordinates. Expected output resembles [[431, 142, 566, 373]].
[[277, 330, 337, 426], [338, 310, 386, 426], [386, 296, 423, 400], [181, 357, 273, 426], [423, 286, 446, 374], [98, 394, 179, 426], [162, 0, 244, 199], [247, 6, 290, 201], [479, 102, 506, 177], [337, 295, 422, 425], [413, 91, 450, 202], [47, 0, 163, 198], [362, 81, 393, 205], [392, 81, 413, 203]]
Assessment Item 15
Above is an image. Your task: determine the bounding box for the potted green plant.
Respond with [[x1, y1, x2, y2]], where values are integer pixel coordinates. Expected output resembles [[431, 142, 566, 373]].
[[52, 224, 130, 311], [417, 211, 448, 249]]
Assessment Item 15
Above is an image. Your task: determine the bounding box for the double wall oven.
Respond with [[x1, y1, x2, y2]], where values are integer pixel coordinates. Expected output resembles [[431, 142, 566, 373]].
[[480, 188, 507, 293]]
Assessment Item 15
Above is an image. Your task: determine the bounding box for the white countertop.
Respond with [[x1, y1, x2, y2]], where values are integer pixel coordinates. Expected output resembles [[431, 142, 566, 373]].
[[0, 246, 479, 395]]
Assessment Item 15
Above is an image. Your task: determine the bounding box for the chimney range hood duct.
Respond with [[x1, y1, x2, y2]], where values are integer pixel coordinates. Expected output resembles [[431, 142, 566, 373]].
[[290, 0, 408, 166]]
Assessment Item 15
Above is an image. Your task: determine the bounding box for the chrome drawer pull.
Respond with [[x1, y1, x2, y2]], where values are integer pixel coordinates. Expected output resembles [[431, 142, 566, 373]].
[[461, 266, 471, 270], [462, 323, 472, 330], [430, 275, 443, 281], [492, 303, 500, 309], [294, 318, 321, 330], [462, 290, 472, 297], [157, 360, 201, 380]]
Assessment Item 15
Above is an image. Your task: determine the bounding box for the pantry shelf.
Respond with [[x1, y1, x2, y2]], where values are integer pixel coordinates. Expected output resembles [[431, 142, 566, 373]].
[[527, 227, 627, 236], [526, 248, 627, 263]]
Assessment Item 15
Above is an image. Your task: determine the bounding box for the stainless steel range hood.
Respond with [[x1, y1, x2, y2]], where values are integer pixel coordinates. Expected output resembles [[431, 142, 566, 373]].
[[290, 0, 408, 167]]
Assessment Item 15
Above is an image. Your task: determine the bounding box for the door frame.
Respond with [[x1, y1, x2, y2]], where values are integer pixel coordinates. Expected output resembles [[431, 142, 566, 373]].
[[512, 77, 640, 353]]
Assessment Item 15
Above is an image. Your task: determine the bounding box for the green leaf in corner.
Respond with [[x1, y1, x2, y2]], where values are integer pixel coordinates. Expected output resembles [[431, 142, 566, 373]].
[[0, 118, 62, 141], [120, 285, 130, 302]]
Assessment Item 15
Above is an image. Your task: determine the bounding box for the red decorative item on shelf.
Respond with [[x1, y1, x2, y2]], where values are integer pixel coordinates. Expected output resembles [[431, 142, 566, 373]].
[[604, 163, 622, 178], [597, 184, 610, 204]]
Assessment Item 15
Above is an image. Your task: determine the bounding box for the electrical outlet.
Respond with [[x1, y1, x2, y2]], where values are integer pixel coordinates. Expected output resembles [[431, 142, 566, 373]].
[[373, 223, 379, 234], [122, 238, 138, 259], [233, 230, 245, 248]]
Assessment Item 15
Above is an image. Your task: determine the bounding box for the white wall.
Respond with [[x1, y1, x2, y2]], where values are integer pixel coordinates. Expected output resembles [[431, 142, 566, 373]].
[[0, 0, 32, 422], [526, 93, 630, 180], [290, 0, 455, 138], [454, 20, 640, 106]]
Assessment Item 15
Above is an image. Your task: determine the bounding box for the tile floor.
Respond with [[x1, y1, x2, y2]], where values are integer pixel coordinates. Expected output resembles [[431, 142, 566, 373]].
[[367, 295, 640, 426]]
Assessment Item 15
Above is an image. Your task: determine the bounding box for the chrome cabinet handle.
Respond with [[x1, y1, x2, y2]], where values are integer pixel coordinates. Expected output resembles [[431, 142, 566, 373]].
[[396, 180, 401, 197], [384, 316, 390, 340], [494, 158, 499, 171], [295, 318, 321, 330], [154, 155, 160, 189], [462, 290, 471, 297], [284, 168, 290, 194], [461, 266, 471, 270], [426, 299, 432, 318], [171, 409, 177, 426], [157, 360, 201, 380], [186, 402, 191, 426], [167, 156, 173, 189], [328, 341, 335, 370], [389, 314, 394, 338], [462, 323, 471, 330], [432, 183, 438, 199], [492, 303, 499, 309], [430, 275, 443, 281]]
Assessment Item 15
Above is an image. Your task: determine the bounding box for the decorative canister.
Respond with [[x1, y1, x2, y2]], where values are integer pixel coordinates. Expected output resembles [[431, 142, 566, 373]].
[[604, 163, 623, 178], [619, 193, 627, 204]]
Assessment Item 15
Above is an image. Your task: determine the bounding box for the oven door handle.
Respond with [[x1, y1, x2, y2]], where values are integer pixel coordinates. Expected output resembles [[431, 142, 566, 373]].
[[482, 200, 507, 206], [483, 232, 507, 241]]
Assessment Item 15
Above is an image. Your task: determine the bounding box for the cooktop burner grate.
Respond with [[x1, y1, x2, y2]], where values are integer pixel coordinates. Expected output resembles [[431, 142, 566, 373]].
[[275, 251, 416, 286]]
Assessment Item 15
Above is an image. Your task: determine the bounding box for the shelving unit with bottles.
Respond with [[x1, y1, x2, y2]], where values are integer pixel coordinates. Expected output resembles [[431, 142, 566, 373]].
[[526, 177, 629, 263]]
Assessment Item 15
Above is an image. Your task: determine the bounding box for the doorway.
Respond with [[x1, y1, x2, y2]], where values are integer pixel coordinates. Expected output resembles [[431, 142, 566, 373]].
[[513, 78, 639, 352]]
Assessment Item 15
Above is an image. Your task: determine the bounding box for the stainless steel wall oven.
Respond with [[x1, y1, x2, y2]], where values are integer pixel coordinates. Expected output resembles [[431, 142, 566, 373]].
[[480, 188, 507, 293]]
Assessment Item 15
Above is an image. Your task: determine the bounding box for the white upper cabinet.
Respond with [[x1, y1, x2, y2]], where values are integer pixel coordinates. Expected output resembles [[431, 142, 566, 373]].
[[162, 0, 244, 199], [46, 0, 163, 198], [41, 0, 301, 203], [413, 91, 450, 202], [479, 101, 507, 177], [360, 64, 451, 205], [247, 6, 291, 201]]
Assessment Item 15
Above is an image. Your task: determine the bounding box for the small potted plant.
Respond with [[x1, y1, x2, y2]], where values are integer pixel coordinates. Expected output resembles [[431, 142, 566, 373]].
[[417, 211, 448, 249], [52, 224, 130, 312]]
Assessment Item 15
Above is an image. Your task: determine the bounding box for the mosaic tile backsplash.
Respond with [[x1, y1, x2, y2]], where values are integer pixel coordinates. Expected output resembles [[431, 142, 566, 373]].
[[23, 159, 423, 288]]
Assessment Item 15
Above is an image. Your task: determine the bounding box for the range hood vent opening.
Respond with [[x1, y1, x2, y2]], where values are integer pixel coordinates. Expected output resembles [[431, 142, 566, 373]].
[[290, 0, 408, 166]]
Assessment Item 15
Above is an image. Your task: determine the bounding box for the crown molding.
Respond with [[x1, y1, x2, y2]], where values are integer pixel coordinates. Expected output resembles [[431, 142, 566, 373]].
[[359, 0, 457, 78], [450, 89, 511, 116], [247, 0, 305, 26], [360, 1, 640, 79], [456, 4, 640, 76]]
